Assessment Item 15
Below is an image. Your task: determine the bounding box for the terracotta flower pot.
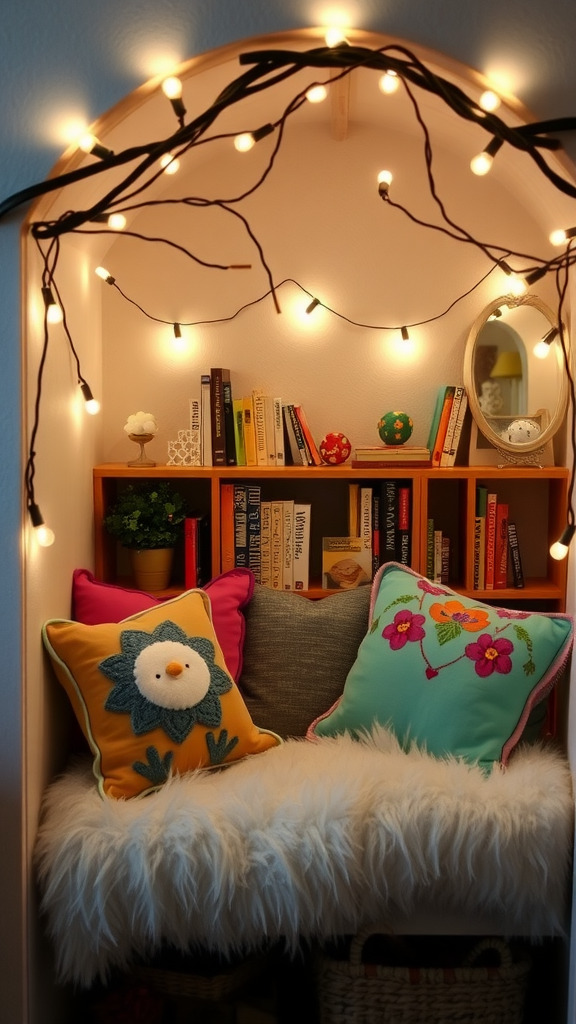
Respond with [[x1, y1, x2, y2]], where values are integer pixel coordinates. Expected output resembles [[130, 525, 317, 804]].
[[130, 548, 174, 591]]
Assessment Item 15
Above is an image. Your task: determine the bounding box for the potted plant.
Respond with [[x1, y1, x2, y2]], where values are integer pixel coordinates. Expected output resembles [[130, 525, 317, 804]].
[[104, 481, 187, 590]]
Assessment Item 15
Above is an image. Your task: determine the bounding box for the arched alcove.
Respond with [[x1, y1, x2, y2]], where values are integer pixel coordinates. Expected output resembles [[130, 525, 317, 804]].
[[22, 27, 576, 1016]]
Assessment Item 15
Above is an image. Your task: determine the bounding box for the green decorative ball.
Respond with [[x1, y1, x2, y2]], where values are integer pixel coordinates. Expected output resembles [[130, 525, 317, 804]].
[[378, 410, 413, 446]]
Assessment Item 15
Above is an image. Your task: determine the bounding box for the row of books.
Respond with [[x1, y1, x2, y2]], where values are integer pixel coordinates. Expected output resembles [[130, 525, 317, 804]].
[[427, 384, 469, 467], [474, 485, 524, 590], [221, 484, 311, 590], [195, 369, 321, 468]]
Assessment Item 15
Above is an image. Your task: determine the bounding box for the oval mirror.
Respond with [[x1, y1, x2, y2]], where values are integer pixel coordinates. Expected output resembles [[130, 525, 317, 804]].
[[463, 294, 569, 460]]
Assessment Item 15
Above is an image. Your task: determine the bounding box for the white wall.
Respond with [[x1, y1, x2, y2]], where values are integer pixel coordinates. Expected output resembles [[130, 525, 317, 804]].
[[3, 4, 576, 1022]]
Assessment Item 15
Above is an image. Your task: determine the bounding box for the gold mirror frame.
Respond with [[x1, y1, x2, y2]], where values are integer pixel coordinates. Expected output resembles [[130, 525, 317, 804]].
[[463, 293, 569, 459]]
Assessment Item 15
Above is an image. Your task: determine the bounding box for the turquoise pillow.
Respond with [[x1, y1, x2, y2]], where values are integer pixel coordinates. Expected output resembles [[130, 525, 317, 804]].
[[309, 563, 573, 770]]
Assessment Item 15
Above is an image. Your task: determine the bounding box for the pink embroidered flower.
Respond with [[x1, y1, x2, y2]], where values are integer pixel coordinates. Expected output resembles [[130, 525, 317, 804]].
[[496, 609, 530, 620], [430, 600, 490, 633], [417, 579, 449, 596], [465, 633, 514, 677], [383, 610, 426, 650]]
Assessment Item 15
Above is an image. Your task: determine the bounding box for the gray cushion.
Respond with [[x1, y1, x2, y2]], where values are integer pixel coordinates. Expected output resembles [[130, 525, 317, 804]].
[[238, 584, 371, 737]]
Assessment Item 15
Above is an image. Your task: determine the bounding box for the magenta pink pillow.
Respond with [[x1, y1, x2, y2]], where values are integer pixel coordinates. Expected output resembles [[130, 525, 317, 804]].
[[71, 568, 254, 682]]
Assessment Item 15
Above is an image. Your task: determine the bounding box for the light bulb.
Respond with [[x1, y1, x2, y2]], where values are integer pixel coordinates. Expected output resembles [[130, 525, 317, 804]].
[[107, 213, 126, 230], [379, 71, 399, 95], [78, 133, 113, 159], [377, 169, 393, 197], [306, 85, 328, 103], [80, 382, 100, 414], [325, 27, 347, 47], [534, 340, 551, 359], [479, 90, 500, 112], [470, 151, 493, 176], [161, 76, 182, 99], [46, 302, 63, 324], [160, 153, 179, 174], [95, 266, 115, 284], [549, 227, 576, 246], [507, 275, 527, 297], [550, 523, 576, 560], [305, 298, 320, 314], [28, 503, 55, 547], [234, 133, 255, 152]]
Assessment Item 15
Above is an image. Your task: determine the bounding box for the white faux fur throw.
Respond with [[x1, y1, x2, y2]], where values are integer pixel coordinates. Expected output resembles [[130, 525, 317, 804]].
[[35, 727, 574, 987]]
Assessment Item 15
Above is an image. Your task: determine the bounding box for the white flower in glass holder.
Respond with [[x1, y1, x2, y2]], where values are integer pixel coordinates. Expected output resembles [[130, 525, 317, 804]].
[[124, 411, 158, 466]]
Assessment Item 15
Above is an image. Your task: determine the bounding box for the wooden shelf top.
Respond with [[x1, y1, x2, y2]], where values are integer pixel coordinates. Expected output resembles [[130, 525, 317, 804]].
[[93, 463, 570, 480]]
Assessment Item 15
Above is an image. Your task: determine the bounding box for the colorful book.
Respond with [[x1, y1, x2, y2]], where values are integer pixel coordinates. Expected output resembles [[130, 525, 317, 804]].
[[264, 395, 277, 465], [508, 522, 525, 589], [285, 404, 309, 465], [380, 479, 398, 563], [252, 389, 268, 467], [220, 483, 235, 571], [186, 398, 201, 466], [282, 499, 294, 590], [427, 385, 451, 452], [260, 501, 272, 587], [322, 537, 372, 590], [494, 503, 509, 589], [372, 492, 381, 575], [242, 396, 257, 466], [293, 405, 323, 465], [209, 368, 229, 465], [348, 483, 360, 537], [446, 391, 469, 466], [441, 534, 450, 584], [233, 484, 248, 569], [184, 513, 210, 589], [426, 518, 435, 580], [484, 492, 498, 589], [293, 503, 311, 591], [232, 398, 246, 466], [397, 484, 411, 565], [273, 397, 285, 467], [270, 501, 284, 589], [222, 378, 236, 466], [431, 386, 455, 467], [360, 486, 373, 571], [200, 373, 212, 467], [247, 485, 261, 583], [353, 445, 430, 466], [439, 385, 465, 467], [474, 485, 488, 590], [433, 529, 443, 583]]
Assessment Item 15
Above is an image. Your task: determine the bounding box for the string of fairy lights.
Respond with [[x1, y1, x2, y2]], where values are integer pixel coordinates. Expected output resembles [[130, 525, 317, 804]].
[[3, 34, 576, 555]]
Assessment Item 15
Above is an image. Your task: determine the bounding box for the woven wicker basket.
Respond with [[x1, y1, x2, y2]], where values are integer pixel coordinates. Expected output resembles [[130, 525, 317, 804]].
[[134, 951, 269, 1002], [315, 933, 531, 1024]]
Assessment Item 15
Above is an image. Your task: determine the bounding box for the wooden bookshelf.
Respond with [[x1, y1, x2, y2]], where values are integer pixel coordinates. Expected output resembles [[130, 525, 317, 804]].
[[93, 463, 569, 610]]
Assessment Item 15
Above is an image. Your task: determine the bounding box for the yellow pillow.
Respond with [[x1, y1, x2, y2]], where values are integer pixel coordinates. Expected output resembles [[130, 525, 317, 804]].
[[43, 589, 281, 799]]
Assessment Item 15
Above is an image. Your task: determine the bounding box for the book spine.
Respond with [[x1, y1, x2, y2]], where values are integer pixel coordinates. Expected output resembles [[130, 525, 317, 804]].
[[484, 492, 498, 589], [210, 368, 228, 465], [286, 404, 309, 465], [360, 487, 373, 571], [260, 501, 272, 587], [431, 387, 455, 467], [293, 405, 322, 465], [293, 503, 311, 591], [270, 501, 284, 590], [397, 484, 411, 565], [282, 499, 294, 590], [426, 518, 434, 579], [433, 530, 443, 583], [348, 483, 359, 537], [184, 517, 198, 590], [507, 521, 525, 588], [232, 399, 246, 466], [439, 386, 464, 467], [427, 385, 449, 452], [200, 374, 212, 467], [473, 516, 482, 590], [372, 492, 380, 574], [381, 479, 398, 562], [247, 485, 261, 583], [494, 503, 509, 589], [273, 397, 285, 467], [222, 378, 236, 465], [220, 483, 235, 571], [282, 405, 302, 465], [242, 396, 257, 466], [195, 514, 210, 588], [475, 485, 488, 589], [351, 460, 431, 468], [263, 395, 277, 465], [233, 484, 248, 569], [186, 398, 201, 466], [447, 392, 468, 466], [252, 389, 268, 467], [441, 535, 450, 583]]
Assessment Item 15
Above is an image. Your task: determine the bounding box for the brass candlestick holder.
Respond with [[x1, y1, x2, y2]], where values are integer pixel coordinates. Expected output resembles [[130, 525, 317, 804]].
[[127, 433, 156, 467]]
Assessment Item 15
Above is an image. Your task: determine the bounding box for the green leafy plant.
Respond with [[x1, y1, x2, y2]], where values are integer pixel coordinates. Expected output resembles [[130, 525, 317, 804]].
[[104, 482, 186, 549]]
